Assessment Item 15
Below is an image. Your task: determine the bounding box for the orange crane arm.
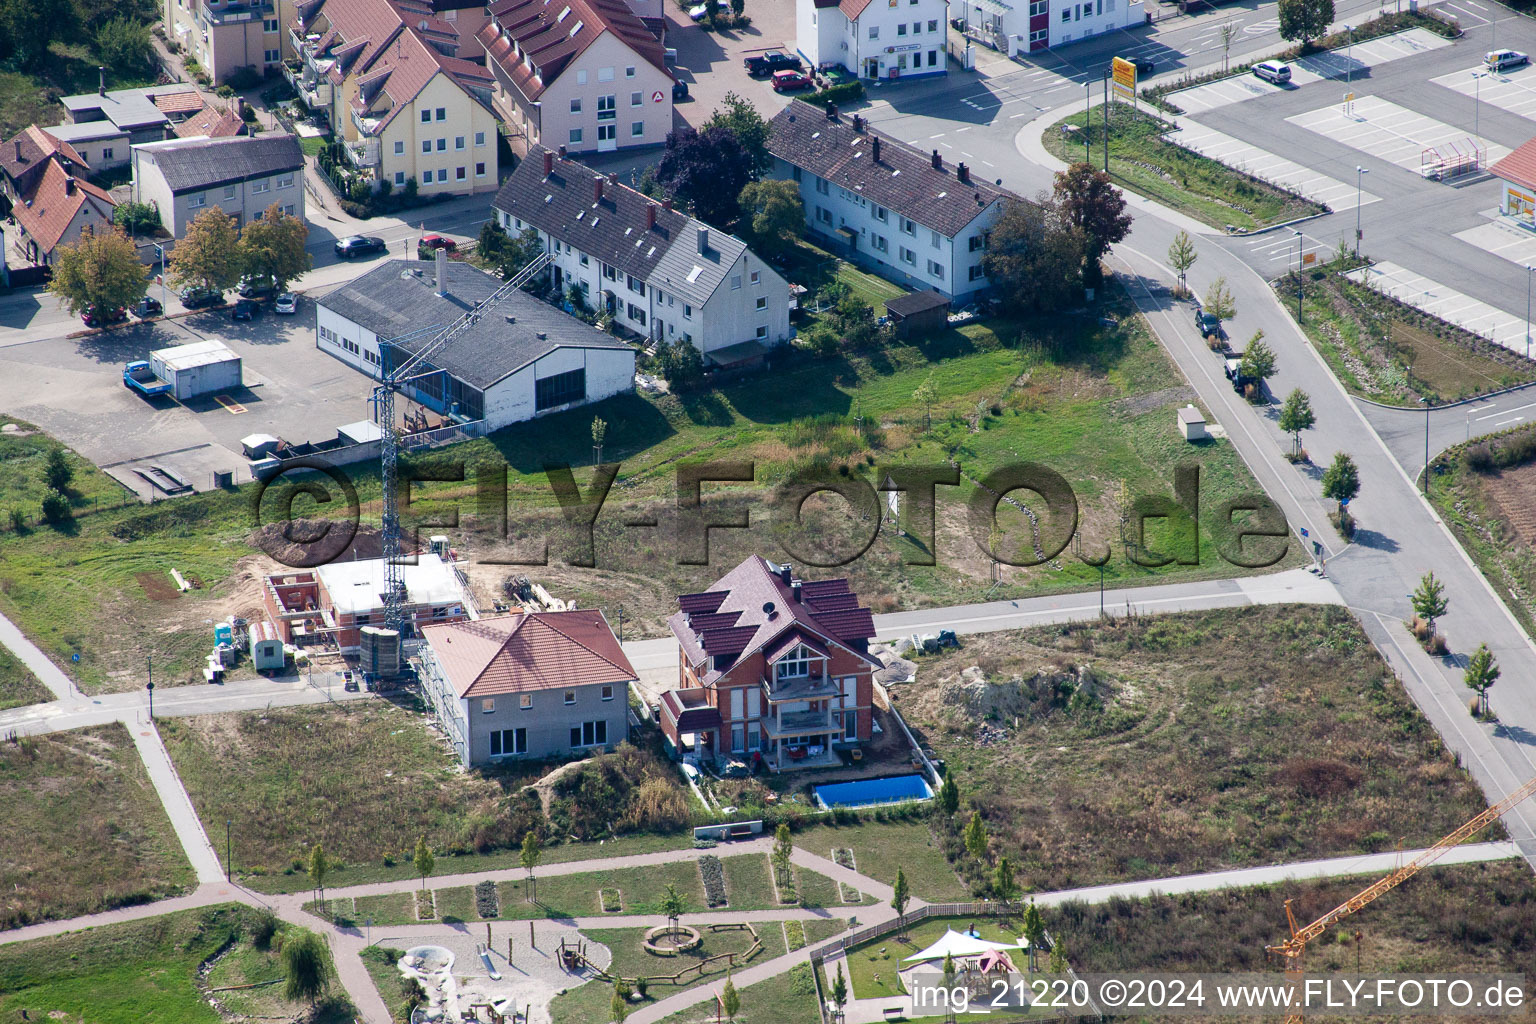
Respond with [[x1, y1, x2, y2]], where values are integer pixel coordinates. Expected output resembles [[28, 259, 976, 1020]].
[[1274, 772, 1536, 952]]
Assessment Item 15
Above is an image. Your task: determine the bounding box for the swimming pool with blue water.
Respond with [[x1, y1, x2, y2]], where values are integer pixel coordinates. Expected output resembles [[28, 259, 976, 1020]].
[[813, 773, 933, 809]]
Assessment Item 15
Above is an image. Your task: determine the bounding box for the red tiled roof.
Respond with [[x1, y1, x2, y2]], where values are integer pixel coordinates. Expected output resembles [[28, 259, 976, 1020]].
[[2, 125, 87, 187], [422, 609, 635, 698], [481, 0, 667, 103], [838, 0, 875, 17], [154, 91, 208, 115], [173, 105, 247, 139], [1490, 137, 1536, 193], [11, 159, 115, 257], [679, 591, 727, 614], [764, 628, 829, 664]]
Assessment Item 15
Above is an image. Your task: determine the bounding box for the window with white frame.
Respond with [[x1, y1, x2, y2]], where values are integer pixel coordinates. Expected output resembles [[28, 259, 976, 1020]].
[[755, 325, 768, 338], [191, 193, 206, 207], [597, 95, 615, 119], [872, 234, 888, 253], [277, 174, 293, 189], [577, 69, 587, 84], [776, 646, 813, 680], [928, 260, 945, 279], [901, 217, 915, 235], [571, 720, 608, 747], [599, 66, 614, 81], [756, 296, 767, 310], [455, 136, 465, 150], [625, 65, 635, 77], [475, 131, 486, 146], [435, 107, 446, 120], [571, 97, 581, 113], [252, 180, 269, 193], [873, 205, 888, 222], [436, 168, 447, 181], [570, 128, 583, 143], [969, 264, 985, 281], [897, 22, 906, 34], [519, 693, 533, 709], [476, 162, 486, 177], [263, 16, 278, 29], [750, 270, 760, 284], [632, 121, 644, 137], [564, 689, 576, 704], [223, 184, 236, 199], [731, 275, 741, 290], [869, 25, 878, 37], [969, 234, 985, 251], [900, 246, 916, 265], [422, 140, 432, 154], [602, 684, 615, 700], [490, 728, 527, 756], [683, 303, 692, 319], [264, 48, 280, 62], [481, 698, 495, 713], [395, 140, 405, 154], [395, 171, 406, 185], [436, 138, 447, 151], [421, 109, 431, 122]]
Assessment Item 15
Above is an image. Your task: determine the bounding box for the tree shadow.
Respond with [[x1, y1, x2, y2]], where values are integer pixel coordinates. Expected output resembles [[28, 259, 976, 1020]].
[[1347, 527, 1398, 552]]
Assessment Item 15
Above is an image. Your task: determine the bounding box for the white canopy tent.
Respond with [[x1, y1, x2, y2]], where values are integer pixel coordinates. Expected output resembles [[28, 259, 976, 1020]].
[[902, 929, 1026, 963]]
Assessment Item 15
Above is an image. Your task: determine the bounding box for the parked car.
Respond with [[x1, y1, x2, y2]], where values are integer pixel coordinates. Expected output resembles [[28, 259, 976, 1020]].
[[1253, 60, 1291, 84], [745, 50, 802, 77], [135, 296, 163, 318], [1485, 49, 1529, 71], [1130, 56, 1155, 75], [81, 304, 127, 327], [672, 78, 690, 101], [335, 235, 386, 258], [179, 286, 224, 309], [419, 233, 456, 251], [273, 292, 298, 315], [1193, 307, 1223, 338], [237, 276, 276, 298], [687, 3, 708, 19], [772, 69, 814, 93], [231, 298, 259, 321]]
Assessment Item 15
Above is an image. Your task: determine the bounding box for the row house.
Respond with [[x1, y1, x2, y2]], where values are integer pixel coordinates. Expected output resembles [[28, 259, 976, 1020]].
[[286, 0, 501, 193], [767, 99, 1016, 303], [480, 0, 673, 155], [797, 0, 949, 81], [493, 145, 793, 368], [661, 557, 880, 772], [0, 127, 116, 266]]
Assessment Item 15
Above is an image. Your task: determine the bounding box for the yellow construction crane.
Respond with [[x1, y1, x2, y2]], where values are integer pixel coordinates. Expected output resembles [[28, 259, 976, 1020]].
[[1267, 772, 1536, 1024]]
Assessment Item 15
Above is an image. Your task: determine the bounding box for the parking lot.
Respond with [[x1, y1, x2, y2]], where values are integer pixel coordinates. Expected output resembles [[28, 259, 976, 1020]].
[[1431, 60, 1536, 118], [1173, 123, 1381, 210], [666, 0, 798, 128], [1454, 220, 1536, 270], [0, 297, 376, 500], [1347, 261, 1531, 348], [1286, 95, 1511, 176]]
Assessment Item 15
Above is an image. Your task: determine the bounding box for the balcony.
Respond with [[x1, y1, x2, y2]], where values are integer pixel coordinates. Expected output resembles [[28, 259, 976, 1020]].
[[200, 0, 272, 26], [282, 60, 332, 110], [343, 136, 380, 169], [761, 707, 835, 739], [763, 671, 840, 703]]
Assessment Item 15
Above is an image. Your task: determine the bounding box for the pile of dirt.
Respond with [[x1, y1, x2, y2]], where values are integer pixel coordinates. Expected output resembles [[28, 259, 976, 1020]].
[[939, 660, 1105, 725], [249, 521, 383, 569]]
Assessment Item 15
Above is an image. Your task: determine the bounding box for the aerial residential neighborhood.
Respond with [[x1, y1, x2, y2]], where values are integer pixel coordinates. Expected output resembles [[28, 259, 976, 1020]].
[[8, 0, 1536, 1019]]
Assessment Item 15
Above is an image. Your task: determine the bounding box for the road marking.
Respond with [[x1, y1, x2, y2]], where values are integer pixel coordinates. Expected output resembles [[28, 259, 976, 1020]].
[[1287, 95, 1510, 175], [214, 395, 247, 414], [1476, 399, 1536, 421], [1494, 416, 1526, 426], [1347, 262, 1526, 350], [929, 133, 946, 139]]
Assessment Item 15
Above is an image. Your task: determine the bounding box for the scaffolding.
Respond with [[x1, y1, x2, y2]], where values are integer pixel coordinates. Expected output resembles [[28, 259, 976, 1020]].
[[1421, 139, 1486, 181]]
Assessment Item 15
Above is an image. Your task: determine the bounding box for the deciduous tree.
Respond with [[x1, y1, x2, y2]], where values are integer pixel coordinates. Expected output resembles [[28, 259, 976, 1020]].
[[239, 203, 312, 293], [1202, 276, 1236, 321], [656, 125, 753, 227], [994, 857, 1019, 908], [722, 973, 740, 1021], [1277, 388, 1316, 457], [48, 226, 147, 316], [891, 867, 910, 933], [1412, 571, 1449, 638], [704, 92, 772, 176], [1238, 332, 1276, 389], [168, 208, 242, 295], [413, 835, 435, 891], [1053, 163, 1132, 286], [308, 843, 328, 907], [611, 981, 630, 1022], [737, 180, 803, 255], [520, 830, 542, 903], [44, 448, 73, 493], [591, 416, 607, 466], [981, 196, 1088, 314], [1022, 901, 1045, 972], [1321, 451, 1360, 516], [660, 882, 687, 938], [1167, 230, 1197, 296], [964, 810, 988, 861], [1278, 0, 1334, 47], [95, 16, 153, 74], [913, 374, 938, 433], [282, 931, 331, 1004], [1464, 642, 1499, 717], [831, 964, 849, 1016]]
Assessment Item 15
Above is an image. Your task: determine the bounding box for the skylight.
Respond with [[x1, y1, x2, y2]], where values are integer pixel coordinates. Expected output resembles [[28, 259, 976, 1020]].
[[686, 266, 703, 283], [568, 19, 583, 35], [557, 5, 570, 19]]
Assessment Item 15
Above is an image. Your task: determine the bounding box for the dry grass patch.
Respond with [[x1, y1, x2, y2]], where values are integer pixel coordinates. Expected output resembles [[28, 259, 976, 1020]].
[[0, 645, 52, 711], [0, 722, 194, 930]]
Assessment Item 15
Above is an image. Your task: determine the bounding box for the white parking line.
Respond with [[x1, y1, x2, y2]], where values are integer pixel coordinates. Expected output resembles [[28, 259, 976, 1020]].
[[1346, 262, 1528, 349], [1287, 95, 1511, 175], [1174, 122, 1380, 210], [1454, 221, 1536, 269], [1432, 63, 1536, 119]]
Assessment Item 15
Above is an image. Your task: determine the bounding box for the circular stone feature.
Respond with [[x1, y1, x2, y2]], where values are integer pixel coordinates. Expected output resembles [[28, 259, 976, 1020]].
[[643, 924, 703, 955]]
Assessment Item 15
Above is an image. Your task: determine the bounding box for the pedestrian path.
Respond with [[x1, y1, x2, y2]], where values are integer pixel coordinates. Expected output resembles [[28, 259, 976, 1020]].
[[1173, 122, 1380, 211], [130, 722, 227, 884], [1287, 95, 1511, 177], [0, 609, 73, 700], [1167, 29, 1451, 115], [1345, 261, 1529, 349], [1431, 61, 1536, 119]]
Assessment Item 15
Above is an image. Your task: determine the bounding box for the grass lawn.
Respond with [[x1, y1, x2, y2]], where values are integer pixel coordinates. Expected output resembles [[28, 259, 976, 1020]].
[[1057, 860, 1536, 980], [550, 923, 787, 1024], [805, 918, 851, 946], [902, 606, 1496, 895], [651, 962, 822, 1024], [360, 946, 419, 1024], [0, 645, 51, 711], [1280, 262, 1536, 406], [843, 917, 1027, 1001], [0, 722, 194, 930], [0, 905, 348, 1024], [793, 820, 970, 903], [1042, 105, 1323, 232], [299, 133, 331, 156], [722, 852, 778, 908]]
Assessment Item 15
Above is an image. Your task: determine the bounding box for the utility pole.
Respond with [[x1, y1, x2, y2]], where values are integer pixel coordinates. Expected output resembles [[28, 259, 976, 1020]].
[[1526, 265, 1533, 361], [1102, 71, 1110, 174], [1354, 167, 1368, 255], [146, 655, 154, 720], [1294, 230, 1304, 322], [226, 819, 232, 882], [1083, 81, 1091, 162]]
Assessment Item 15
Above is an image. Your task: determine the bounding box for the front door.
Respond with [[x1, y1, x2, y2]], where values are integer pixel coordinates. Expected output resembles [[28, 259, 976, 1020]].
[[597, 124, 617, 152], [864, 58, 879, 79]]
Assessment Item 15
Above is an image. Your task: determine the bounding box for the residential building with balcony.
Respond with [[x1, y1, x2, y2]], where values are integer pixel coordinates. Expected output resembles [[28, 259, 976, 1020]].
[[766, 99, 1016, 303], [131, 133, 304, 236], [165, 0, 299, 69], [286, 0, 501, 193], [479, 0, 673, 156], [493, 146, 792, 367], [660, 557, 879, 772], [796, 0, 948, 79]]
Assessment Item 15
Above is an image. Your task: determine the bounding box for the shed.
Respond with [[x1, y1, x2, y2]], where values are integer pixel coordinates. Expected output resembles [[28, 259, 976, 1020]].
[[884, 289, 951, 339], [1177, 404, 1208, 441], [249, 620, 286, 671], [150, 339, 242, 400], [241, 433, 280, 458]]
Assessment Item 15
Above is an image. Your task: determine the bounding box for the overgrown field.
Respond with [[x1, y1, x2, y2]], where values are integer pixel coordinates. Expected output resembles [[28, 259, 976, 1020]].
[[0, 646, 51, 711], [0, 723, 194, 930], [1279, 265, 1536, 406], [1042, 106, 1322, 231], [900, 605, 1495, 895], [0, 904, 348, 1024]]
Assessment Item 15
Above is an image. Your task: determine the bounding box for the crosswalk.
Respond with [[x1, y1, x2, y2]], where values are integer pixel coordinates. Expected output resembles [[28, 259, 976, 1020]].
[[1287, 95, 1511, 176], [1345, 262, 1529, 349], [1173, 123, 1380, 211], [1431, 62, 1536, 119]]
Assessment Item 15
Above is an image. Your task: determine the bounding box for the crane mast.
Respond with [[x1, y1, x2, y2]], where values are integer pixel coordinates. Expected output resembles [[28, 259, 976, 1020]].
[[372, 251, 552, 636]]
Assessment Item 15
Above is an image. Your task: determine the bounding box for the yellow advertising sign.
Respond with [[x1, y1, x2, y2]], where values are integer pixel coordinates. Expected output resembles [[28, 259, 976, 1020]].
[[1112, 57, 1136, 100]]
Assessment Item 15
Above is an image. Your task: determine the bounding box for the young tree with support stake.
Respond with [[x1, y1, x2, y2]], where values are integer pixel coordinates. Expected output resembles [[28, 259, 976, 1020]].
[[308, 843, 328, 912], [1167, 231, 1197, 298], [994, 857, 1019, 910], [1464, 643, 1499, 718], [891, 867, 910, 936], [831, 964, 849, 1021], [520, 830, 542, 903], [1412, 571, 1449, 642], [1202, 276, 1236, 322], [413, 835, 435, 892], [660, 883, 687, 940], [1322, 451, 1361, 537], [1277, 388, 1316, 460]]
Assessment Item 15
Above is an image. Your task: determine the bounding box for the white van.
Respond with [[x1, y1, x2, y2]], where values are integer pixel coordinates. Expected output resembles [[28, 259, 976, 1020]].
[[1253, 60, 1292, 84]]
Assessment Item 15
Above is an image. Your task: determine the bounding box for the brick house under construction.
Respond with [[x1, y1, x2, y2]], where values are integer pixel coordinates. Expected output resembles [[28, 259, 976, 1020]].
[[261, 554, 471, 653]]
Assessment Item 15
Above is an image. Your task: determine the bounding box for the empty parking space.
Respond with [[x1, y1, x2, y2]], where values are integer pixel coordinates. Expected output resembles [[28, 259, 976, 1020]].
[[1346, 261, 1527, 348], [1174, 123, 1380, 210], [1454, 220, 1536, 269], [1166, 28, 1452, 114], [1287, 95, 1511, 176], [1431, 62, 1536, 118]]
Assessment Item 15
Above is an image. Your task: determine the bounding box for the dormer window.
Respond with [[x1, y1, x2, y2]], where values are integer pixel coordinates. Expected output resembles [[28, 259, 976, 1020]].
[[776, 646, 813, 680]]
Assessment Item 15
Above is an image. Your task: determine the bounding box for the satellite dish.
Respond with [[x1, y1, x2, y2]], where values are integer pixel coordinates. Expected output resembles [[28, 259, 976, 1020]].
[[762, 601, 775, 615]]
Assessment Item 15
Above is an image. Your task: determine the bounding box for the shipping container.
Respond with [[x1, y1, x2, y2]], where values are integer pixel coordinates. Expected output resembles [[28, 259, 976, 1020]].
[[149, 340, 243, 400]]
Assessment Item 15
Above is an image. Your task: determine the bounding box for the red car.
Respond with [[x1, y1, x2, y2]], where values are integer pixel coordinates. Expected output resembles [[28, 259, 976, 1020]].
[[772, 70, 813, 93], [419, 234, 457, 251], [82, 304, 127, 327]]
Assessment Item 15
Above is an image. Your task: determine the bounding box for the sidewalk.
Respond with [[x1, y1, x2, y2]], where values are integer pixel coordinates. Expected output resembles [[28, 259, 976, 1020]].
[[130, 721, 227, 884]]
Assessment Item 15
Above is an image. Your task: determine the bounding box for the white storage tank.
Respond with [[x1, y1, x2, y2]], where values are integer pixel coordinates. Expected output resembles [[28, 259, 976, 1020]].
[[150, 340, 243, 400]]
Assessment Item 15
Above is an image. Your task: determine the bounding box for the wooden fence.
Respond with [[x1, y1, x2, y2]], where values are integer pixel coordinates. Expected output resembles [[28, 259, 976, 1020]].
[[572, 922, 764, 988]]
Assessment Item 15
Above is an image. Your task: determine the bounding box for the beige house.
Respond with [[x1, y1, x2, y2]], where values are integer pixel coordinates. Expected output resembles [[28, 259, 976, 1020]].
[[131, 134, 304, 236], [287, 0, 501, 193], [162, 0, 294, 83], [481, 0, 674, 155]]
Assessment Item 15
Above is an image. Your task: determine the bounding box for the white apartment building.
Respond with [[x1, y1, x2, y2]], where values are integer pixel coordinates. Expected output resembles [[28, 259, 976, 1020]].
[[797, 0, 948, 80], [131, 134, 304, 236], [492, 146, 794, 368], [767, 100, 1016, 303]]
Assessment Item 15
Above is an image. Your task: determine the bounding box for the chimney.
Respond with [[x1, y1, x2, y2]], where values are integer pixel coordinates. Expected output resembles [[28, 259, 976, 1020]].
[[236, 96, 244, 118], [826, 102, 838, 121], [543, 150, 553, 176], [778, 563, 793, 585], [593, 176, 603, 203], [646, 204, 656, 230], [663, 198, 673, 211], [696, 225, 708, 254], [558, 144, 567, 159], [791, 579, 802, 602], [435, 246, 449, 297], [872, 137, 880, 163], [932, 149, 942, 171], [13, 139, 20, 162], [852, 114, 863, 132], [64, 176, 75, 195], [957, 162, 970, 184], [98, 67, 106, 96]]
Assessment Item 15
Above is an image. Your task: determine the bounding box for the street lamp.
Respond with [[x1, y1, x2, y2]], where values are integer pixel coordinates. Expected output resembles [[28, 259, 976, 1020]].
[[153, 243, 167, 312], [226, 819, 232, 883], [1294, 229, 1304, 322], [146, 654, 154, 720], [1083, 80, 1092, 163], [1418, 394, 1430, 494], [1354, 167, 1369, 255], [1473, 71, 1486, 143], [1526, 265, 1534, 360]]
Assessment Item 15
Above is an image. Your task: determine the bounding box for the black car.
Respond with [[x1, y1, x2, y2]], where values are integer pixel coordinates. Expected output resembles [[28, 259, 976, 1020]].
[[1193, 307, 1223, 338], [672, 78, 689, 101], [744, 50, 802, 77], [1129, 56, 1155, 75], [232, 298, 259, 321], [335, 235, 387, 258], [180, 287, 224, 309], [136, 296, 163, 318]]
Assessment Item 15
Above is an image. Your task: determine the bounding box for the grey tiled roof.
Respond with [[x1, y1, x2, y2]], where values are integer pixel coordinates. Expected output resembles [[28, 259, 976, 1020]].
[[767, 99, 1017, 238], [141, 134, 304, 194], [319, 259, 632, 389]]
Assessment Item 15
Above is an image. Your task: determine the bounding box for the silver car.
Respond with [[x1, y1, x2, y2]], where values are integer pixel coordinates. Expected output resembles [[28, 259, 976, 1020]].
[[274, 293, 298, 315]]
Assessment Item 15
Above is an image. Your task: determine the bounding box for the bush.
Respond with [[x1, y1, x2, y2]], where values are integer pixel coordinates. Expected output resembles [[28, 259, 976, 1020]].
[[251, 908, 280, 949], [215, 84, 236, 98], [699, 855, 727, 907], [475, 880, 499, 918], [223, 65, 265, 91], [114, 201, 161, 236], [1465, 443, 1494, 473], [40, 490, 70, 526], [806, 81, 865, 109], [636, 977, 649, 999], [7, 507, 24, 531]]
